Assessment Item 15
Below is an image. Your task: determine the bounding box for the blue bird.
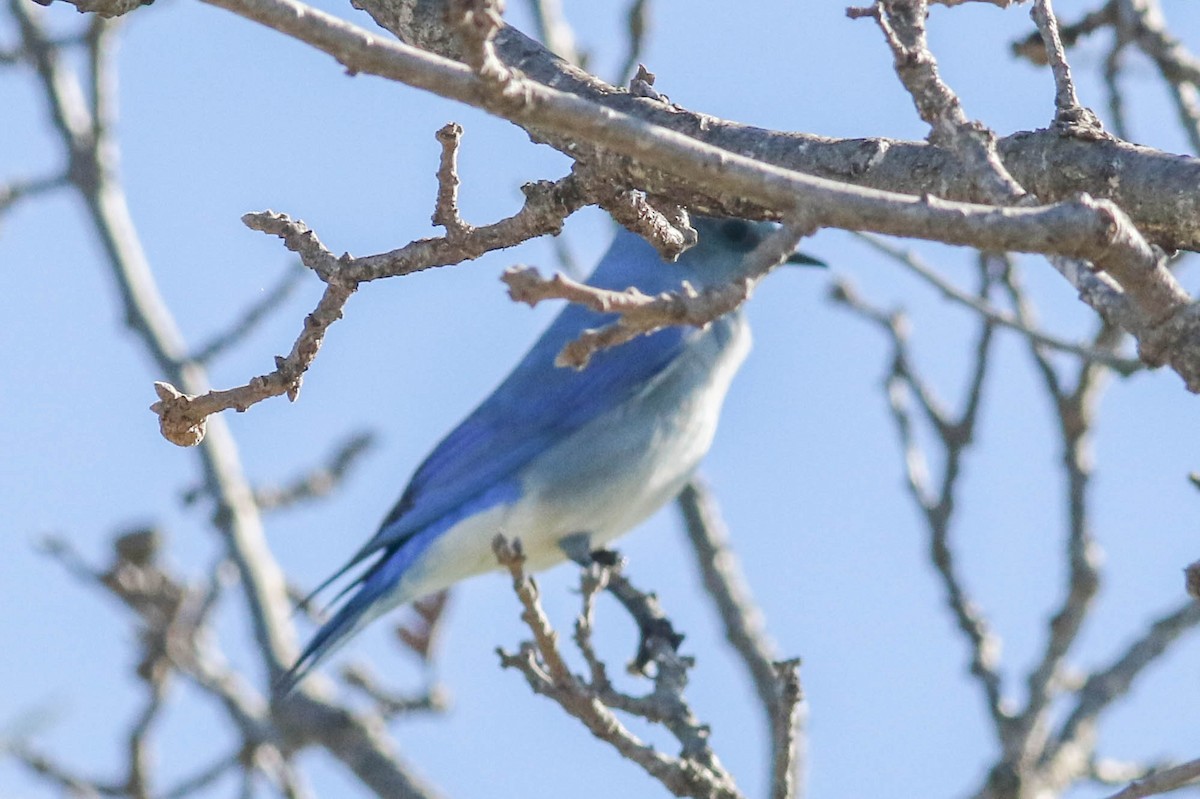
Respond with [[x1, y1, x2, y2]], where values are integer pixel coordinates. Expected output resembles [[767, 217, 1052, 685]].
[[279, 217, 820, 693]]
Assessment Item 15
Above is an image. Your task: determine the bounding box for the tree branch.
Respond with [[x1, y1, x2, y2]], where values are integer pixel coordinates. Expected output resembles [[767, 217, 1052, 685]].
[[676, 480, 805, 797], [493, 535, 744, 799], [503, 223, 806, 367], [1103, 756, 1200, 799]]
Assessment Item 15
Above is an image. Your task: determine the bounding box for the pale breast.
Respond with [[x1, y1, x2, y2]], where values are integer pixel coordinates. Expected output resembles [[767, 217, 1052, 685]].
[[513, 314, 752, 569], [399, 316, 753, 588]]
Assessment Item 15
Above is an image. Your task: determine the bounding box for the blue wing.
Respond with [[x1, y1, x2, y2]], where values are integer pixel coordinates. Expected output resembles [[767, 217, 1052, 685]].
[[306, 230, 695, 595]]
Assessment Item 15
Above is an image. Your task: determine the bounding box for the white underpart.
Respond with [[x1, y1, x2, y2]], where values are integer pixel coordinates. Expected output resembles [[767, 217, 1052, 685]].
[[388, 315, 752, 604]]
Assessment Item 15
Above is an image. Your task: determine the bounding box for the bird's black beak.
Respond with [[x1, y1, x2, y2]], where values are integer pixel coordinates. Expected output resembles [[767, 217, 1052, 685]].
[[786, 251, 826, 268]]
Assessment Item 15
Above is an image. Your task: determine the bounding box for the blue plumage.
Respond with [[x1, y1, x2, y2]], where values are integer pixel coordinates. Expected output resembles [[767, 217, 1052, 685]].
[[279, 217, 802, 693]]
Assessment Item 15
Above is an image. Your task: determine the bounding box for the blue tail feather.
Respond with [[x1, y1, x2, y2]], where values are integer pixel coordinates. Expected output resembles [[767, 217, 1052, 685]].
[[277, 479, 521, 694], [276, 540, 423, 696]]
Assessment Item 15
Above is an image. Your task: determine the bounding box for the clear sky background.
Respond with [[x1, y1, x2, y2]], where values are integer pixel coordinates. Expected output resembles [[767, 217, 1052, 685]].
[[2, 1, 1199, 797]]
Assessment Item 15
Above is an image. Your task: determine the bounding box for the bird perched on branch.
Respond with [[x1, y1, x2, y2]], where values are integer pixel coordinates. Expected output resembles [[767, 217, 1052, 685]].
[[279, 217, 821, 693]]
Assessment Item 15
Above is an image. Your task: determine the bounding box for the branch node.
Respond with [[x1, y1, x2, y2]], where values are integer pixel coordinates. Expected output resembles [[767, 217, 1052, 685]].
[[432, 122, 473, 240], [150, 381, 207, 447]]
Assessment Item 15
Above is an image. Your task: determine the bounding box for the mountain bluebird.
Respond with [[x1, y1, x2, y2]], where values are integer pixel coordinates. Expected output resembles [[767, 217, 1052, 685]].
[[279, 217, 819, 692]]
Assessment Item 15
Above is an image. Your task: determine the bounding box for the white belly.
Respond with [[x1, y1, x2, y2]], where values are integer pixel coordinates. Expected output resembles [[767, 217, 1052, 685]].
[[399, 316, 751, 595]]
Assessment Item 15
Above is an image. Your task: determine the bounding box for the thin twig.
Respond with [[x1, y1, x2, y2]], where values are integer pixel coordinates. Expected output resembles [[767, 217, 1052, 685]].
[[1102, 36, 1131, 141], [677, 480, 804, 794], [1032, 0, 1106, 131], [11, 5, 446, 793], [0, 173, 69, 218], [848, 0, 1026, 203], [340, 665, 450, 718], [492, 535, 744, 799], [831, 270, 1012, 738], [1003, 266, 1108, 754], [1049, 600, 1200, 765], [432, 121, 471, 238], [854, 233, 1142, 374], [10, 743, 118, 797], [158, 750, 242, 799], [1103, 757, 1200, 799], [447, 0, 511, 84], [770, 659, 804, 799], [195, 0, 1200, 396], [1011, 1, 1117, 64], [251, 431, 375, 511], [191, 261, 308, 365], [614, 0, 650, 86], [504, 222, 807, 367], [524, 0, 582, 66], [150, 278, 357, 446], [126, 683, 166, 799], [150, 158, 595, 445]]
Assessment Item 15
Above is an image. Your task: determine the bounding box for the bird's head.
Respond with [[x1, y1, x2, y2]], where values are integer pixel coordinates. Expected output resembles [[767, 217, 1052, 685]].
[[679, 217, 824, 288]]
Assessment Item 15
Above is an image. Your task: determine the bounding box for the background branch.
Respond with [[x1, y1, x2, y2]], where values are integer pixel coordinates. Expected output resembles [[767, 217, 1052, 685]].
[[7, 1, 1200, 798]]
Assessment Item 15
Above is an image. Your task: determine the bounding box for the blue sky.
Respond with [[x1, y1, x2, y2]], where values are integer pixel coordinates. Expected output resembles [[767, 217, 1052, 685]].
[[2, 1, 1199, 797]]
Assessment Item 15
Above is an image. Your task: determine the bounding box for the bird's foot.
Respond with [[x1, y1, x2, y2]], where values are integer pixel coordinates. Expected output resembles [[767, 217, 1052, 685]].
[[558, 533, 684, 674], [604, 569, 685, 675], [585, 546, 622, 568]]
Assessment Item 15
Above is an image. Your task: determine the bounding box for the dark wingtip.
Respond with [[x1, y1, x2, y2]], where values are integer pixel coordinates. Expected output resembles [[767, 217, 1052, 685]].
[[272, 662, 308, 699], [786, 251, 827, 268]]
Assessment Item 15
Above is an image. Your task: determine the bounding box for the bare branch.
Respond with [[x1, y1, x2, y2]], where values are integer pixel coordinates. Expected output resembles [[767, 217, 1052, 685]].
[[1002, 269, 1110, 755], [1161, 75, 1200, 156], [9, 742, 117, 797], [190, 4, 1183, 267], [31, 0, 1200, 260], [1116, 0, 1200, 89], [191, 261, 308, 365], [677, 480, 805, 794], [615, 0, 650, 86], [1050, 600, 1200, 760], [524, 0, 583, 67], [1102, 36, 1131, 142], [855, 233, 1142, 373], [831, 270, 1012, 736], [150, 154, 592, 445], [0, 173, 69, 220], [1116, 0, 1200, 154], [595, 185, 695, 261], [252, 431, 376, 511], [770, 659, 804, 799], [158, 750, 242, 799], [504, 222, 806, 367], [12, 0, 299, 681], [1031, 0, 1106, 132], [1185, 558, 1200, 600], [447, 0, 511, 84], [572, 560, 615, 687], [340, 665, 450, 719], [12, 8, 449, 794], [1016, 0, 1200, 150], [492, 535, 744, 799], [114, 0, 1197, 393], [126, 683, 166, 799], [432, 121, 470, 238], [848, 0, 1026, 203], [12, 3, 1200, 798], [1090, 758, 1164, 788], [1102, 757, 1200, 799], [85, 16, 117, 141], [1011, 1, 1117, 64], [150, 277, 356, 446]]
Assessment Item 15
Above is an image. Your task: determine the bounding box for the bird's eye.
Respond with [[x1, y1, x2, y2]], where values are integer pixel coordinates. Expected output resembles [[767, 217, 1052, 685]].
[[719, 220, 756, 251]]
